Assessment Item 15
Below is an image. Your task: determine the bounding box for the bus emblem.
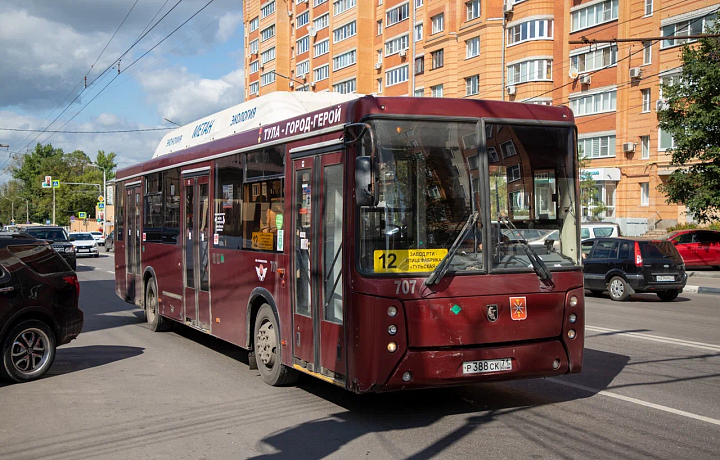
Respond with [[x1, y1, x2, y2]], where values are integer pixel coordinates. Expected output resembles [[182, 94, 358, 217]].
[[509, 297, 527, 321], [486, 305, 498, 322], [256, 264, 268, 282]]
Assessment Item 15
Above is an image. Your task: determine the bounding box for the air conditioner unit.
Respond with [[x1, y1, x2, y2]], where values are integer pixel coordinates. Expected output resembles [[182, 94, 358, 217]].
[[260, 64, 264, 70], [310, 81, 316, 88], [289, 81, 294, 88], [629, 67, 642, 79], [374, 62, 382, 70], [252, 51, 258, 57], [288, 11, 293, 17], [399, 49, 407, 58], [308, 26, 316, 37], [623, 142, 636, 153], [655, 98, 669, 111], [503, 3, 513, 14], [579, 74, 591, 85], [506, 85, 517, 96]]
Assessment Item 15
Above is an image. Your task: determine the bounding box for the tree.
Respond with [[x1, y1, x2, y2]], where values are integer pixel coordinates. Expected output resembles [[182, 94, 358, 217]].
[[578, 156, 607, 222], [657, 24, 720, 223], [95, 150, 117, 181]]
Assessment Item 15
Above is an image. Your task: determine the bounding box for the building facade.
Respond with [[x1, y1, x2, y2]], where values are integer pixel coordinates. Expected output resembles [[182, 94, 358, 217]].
[[244, 0, 719, 234]]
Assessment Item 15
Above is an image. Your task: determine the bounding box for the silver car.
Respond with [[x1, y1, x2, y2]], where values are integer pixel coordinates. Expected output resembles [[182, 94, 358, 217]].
[[69, 232, 99, 258]]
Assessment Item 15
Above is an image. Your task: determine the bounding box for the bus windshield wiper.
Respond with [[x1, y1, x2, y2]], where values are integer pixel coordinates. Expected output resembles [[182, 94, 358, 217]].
[[497, 215, 554, 286], [424, 211, 479, 287]]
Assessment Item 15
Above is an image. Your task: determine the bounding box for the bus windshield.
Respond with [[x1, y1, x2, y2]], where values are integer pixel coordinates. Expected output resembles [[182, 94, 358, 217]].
[[358, 120, 579, 276]]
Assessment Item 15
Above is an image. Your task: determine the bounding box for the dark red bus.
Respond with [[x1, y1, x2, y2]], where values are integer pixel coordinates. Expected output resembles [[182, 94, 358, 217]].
[[114, 94, 584, 392]]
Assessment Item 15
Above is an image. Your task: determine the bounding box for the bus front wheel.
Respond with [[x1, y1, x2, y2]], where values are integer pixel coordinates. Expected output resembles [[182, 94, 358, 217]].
[[253, 303, 298, 386]]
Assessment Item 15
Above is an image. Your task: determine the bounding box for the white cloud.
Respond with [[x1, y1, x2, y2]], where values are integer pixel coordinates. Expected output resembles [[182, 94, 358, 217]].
[[216, 11, 244, 42]]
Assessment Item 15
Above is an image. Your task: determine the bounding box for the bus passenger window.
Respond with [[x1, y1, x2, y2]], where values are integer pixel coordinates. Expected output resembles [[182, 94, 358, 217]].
[[214, 154, 244, 249], [244, 179, 284, 251], [144, 173, 163, 243]]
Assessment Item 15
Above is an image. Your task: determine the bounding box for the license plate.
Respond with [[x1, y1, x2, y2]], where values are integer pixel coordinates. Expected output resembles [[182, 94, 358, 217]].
[[463, 358, 512, 374], [79, 249, 89, 252], [657, 275, 674, 282]]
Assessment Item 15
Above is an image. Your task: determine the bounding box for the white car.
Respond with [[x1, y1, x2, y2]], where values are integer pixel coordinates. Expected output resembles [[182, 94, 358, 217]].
[[70, 232, 99, 257], [581, 223, 621, 241], [90, 231, 106, 246]]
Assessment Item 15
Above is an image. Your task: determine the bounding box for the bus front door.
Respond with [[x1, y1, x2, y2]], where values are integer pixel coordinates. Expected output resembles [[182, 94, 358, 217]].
[[292, 152, 346, 380], [182, 174, 211, 331], [125, 184, 142, 304]]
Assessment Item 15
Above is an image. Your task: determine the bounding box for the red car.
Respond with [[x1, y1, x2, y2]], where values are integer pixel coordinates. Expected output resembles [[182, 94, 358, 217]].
[[666, 230, 720, 268]]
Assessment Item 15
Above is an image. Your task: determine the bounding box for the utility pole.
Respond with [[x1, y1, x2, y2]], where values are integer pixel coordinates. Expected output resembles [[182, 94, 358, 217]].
[[26, 200, 28, 224], [52, 186, 55, 225]]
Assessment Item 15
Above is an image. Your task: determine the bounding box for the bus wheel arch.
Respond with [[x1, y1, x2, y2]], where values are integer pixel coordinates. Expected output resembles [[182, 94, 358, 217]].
[[253, 303, 298, 386], [246, 288, 279, 349]]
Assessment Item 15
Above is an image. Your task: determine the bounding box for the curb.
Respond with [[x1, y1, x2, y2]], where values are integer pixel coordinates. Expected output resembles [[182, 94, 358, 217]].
[[685, 285, 720, 295], [687, 271, 720, 279]]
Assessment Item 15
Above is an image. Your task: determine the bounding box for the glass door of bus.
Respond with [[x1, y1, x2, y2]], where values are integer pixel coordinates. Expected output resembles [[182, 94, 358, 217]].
[[182, 174, 211, 331], [125, 184, 141, 304], [292, 152, 345, 378]]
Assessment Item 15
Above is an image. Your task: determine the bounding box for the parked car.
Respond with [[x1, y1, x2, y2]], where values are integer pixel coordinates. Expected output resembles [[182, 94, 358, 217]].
[[89, 231, 106, 246], [581, 223, 621, 241], [69, 232, 99, 258], [23, 226, 76, 270], [105, 230, 114, 252], [0, 232, 82, 382], [582, 237, 687, 301], [665, 230, 720, 269]]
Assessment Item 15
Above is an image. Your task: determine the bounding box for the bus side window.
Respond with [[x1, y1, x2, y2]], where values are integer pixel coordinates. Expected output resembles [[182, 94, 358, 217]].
[[243, 147, 285, 252], [214, 154, 244, 249]]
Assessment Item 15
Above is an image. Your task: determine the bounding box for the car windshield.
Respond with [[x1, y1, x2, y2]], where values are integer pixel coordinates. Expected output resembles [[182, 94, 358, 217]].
[[91, 232, 102, 236], [26, 228, 69, 241], [72, 234, 94, 241], [357, 120, 579, 276]]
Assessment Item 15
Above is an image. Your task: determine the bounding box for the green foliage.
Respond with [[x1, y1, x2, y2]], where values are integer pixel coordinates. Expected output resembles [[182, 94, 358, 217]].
[[666, 223, 698, 232], [657, 23, 720, 223], [578, 156, 607, 222]]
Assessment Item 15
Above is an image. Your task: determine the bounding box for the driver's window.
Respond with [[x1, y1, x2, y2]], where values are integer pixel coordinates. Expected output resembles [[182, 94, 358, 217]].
[[581, 240, 595, 259]]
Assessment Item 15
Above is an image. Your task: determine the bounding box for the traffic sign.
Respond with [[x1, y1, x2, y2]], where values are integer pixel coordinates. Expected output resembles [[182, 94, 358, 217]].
[[70, 215, 75, 222], [98, 196, 104, 202], [78, 212, 87, 219], [52, 180, 60, 188], [43, 176, 51, 187], [98, 203, 105, 209], [45, 219, 51, 225]]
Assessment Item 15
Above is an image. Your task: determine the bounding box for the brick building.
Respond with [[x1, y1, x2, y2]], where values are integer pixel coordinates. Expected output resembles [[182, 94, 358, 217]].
[[244, 0, 719, 234]]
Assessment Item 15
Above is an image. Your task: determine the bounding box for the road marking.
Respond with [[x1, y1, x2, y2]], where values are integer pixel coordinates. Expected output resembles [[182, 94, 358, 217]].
[[548, 378, 720, 427], [106, 270, 115, 274], [586, 325, 720, 352]]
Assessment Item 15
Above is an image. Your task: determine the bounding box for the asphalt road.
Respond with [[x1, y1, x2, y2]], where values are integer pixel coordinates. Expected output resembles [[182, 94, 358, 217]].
[[1, 253, 719, 460]]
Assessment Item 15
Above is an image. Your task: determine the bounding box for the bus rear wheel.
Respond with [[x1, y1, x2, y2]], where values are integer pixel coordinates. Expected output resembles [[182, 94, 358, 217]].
[[145, 278, 170, 332], [253, 303, 298, 386]]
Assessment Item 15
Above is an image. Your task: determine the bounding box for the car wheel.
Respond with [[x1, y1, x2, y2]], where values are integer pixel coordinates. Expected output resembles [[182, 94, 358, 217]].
[[657, 290, 680, 302], [94, 254, 99, 258], [0, 320, 57, 383], [253, 303, 298, 386], [607, 276, 630, 301], [145, 278, 170, 332]]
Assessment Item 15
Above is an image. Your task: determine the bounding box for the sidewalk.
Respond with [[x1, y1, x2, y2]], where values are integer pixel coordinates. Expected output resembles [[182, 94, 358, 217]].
[[684, 274, 720, 295], [687, 269, 720, 279]]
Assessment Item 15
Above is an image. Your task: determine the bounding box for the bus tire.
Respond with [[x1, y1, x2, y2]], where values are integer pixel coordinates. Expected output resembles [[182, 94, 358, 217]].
[[145, 277, 170, 332], [253, 303, 298, 386]]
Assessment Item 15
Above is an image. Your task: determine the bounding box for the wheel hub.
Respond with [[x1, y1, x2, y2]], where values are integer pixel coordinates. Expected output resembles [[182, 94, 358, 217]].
[[256, 321, 276, 369], [11, 329, 49, 375]]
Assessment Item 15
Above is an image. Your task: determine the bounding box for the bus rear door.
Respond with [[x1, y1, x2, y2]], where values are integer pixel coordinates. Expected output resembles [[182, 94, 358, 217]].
[[292, 151, 346, 380], [125, 183, 142, 304], [182, 172, 211, 331]]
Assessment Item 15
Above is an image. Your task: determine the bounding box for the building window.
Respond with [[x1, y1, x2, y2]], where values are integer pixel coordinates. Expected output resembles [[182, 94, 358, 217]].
[[314, 0, 328, 6], [314, 13, 329, 31], [487, 146, 499, 162], [501, 141, 517, 158], [333, 0, 356, 16], [414, 22, 423, 41], [569, 89, 617, 116], [414, 56, 424, 75], [314, 64, 329, 82], [333, 78, 356, 94], [260, 25, 275, 42], [507, 19, 553, 45], [643, 41, 652, 65], [249, 81, 259, 95], [377, 20, 382, 35], [415, 0, 423, 7], [571, 0, 618, 33], [578, 134, 616, 159], [260, 47, 275, 65], [465, 75, 479, 96], [466, 0, 481, 21], [333, 20, 356, 43], [571, 45, 617, 73], [296, 60, 309, 77], [250, 60, 259, 73], [377, 49, 382, 64], [385, 34, 409, 56], [414, 88, 424, 97], [431, 84, 443, 97], [296, 36, 309, 55], [296, 84, 309, 92], [385, 65, 409, 86], [249, 17, 259, 32], [641, 136, 650, 159], [297, 11, 309, 28], [249, 39, 259, 55], [314, 39, 329, 57], [431, 49, 444, 69], [659, 128, 676, 151], [431, 14, 444, 34], [333, 49, 357, 71], [645, 0, 653, 16], [662, 13, 716, 49], [640, 182, 649, 206], [377, 78, 382, 93], [261, 71, 275, 86], [466, 37, 480, 58], [386, 3, 410, 27], [507, 59, 552, 85], [642, 89, 651, 113], [260, 1, 275, 19]]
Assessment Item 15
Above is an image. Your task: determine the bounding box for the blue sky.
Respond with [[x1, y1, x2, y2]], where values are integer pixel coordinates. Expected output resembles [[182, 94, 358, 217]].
[[0, 0, 246, 171]]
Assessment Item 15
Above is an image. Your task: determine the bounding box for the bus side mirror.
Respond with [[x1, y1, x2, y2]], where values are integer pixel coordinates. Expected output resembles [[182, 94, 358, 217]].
[[356, 156, 375, 207]]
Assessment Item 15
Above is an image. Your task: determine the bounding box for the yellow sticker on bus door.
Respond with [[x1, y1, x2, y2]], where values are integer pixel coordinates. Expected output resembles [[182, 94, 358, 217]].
[[251, 232, 274, 250], [373, 249, 448, 273]]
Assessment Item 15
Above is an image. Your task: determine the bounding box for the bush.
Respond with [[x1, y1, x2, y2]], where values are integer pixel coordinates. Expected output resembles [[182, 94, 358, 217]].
[[710, 222, 720, 231], [667, 223, 698, 232]]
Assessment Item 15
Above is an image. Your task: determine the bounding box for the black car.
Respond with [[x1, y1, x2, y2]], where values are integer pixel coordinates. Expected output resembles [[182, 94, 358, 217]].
[[23, 226, 76, 270], [582, 238, 687, 301], [105, 230, 114, 252], [0, 232, 83, 382]]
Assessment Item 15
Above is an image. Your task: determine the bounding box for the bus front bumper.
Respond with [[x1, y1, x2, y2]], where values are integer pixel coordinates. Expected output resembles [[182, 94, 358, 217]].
[[377, 339, 578, 391]]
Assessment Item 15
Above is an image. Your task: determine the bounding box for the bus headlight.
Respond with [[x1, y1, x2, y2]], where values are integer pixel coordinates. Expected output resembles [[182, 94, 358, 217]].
[[568, 329, 577, 340], [402, 372, 412, 382], [387, 342, 397, 353], [569, 296, 578, 307], [387, 306, 397, 317], [569, 313, 577, 324], [388, 325, 398, 336]]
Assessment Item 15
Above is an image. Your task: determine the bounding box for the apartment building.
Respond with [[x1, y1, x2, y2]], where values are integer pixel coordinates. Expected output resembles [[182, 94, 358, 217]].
[[244, 0, 719, 233]]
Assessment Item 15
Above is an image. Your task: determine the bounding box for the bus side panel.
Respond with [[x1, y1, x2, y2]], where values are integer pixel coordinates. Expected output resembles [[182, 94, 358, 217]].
[[115, 240, 126, 300], [208, 248, 253, 347], [145, 243, 183, 322]]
